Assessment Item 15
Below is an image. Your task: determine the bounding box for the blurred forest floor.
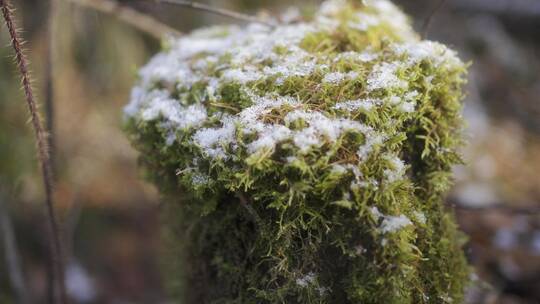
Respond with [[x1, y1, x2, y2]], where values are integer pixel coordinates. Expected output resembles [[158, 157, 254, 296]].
[[0, 0, 539, 303]]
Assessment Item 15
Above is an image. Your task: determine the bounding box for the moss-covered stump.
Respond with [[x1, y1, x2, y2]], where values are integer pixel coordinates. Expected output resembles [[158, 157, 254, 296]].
[[124, 0, 470, 302]]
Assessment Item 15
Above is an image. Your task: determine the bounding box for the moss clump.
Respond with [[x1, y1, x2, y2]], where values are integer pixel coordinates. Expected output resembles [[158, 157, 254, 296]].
[[124, 0, 470, 303]]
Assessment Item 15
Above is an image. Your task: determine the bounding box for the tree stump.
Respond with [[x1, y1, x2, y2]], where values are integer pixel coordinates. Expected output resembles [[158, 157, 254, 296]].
[[124, 0, 470, 302]]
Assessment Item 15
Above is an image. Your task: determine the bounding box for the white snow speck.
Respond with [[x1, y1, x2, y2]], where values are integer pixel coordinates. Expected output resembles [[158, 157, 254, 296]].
[[380, 215, 412, 233]]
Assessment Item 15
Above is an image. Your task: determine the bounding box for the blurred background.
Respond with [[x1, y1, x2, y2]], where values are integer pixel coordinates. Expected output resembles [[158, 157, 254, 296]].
[[0, 0, 539, 303]]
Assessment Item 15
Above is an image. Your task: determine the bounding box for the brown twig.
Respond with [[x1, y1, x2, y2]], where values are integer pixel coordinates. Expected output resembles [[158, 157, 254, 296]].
[[68, 0, 181, 39], [156, 0, 275, 27], [236, 192, 263, 227], [0, 1, 67, 303], [422, 0, 447, 39]]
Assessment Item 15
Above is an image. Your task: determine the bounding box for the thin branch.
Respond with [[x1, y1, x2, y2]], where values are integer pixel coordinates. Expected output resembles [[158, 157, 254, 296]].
[[452, 0, 540, 18], [44, 2, 57, 302], [0, 1, 67, 303], [45, 0, 56, 180], [0, 192, 31, 304], [422, 0, 447, 39], [68, 0, 181, 39], [155, 0, 275, 27], [449, 201, 540, 215], [64, 198, 83, 259]]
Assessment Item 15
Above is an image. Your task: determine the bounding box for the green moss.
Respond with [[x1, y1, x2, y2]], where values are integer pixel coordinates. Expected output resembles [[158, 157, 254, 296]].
[[124, 0, 470, 303]]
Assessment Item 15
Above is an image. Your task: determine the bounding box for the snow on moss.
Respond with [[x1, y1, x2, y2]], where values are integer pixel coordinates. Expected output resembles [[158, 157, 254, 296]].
[[333, 98, 381, 112], [380, 214, 413, 234], [124, 0, 469, 303], [367, 62, 408, 91], [322, 71, 359, 84], [192, 115, 236, 159]]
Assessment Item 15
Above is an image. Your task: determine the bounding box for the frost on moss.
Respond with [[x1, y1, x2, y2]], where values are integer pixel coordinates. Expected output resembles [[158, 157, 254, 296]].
[[124, 0, 470, 303]]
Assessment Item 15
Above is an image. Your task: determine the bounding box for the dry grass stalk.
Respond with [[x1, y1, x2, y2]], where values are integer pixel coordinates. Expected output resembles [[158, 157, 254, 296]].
[[0, 1, 67, 303]]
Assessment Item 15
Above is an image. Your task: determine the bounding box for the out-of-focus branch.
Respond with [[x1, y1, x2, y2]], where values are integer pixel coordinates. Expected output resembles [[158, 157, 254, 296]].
[[44, 3, 56, 299], [45, 0, 56, 181], [0, 193, 31, 304], [452, 0, 540, 18], [449, 201, 540, 215], [68, 0, 181, 39], [155, 0, 275, 27], [422, 0, 447, 38], [64, 199, 83, 259]]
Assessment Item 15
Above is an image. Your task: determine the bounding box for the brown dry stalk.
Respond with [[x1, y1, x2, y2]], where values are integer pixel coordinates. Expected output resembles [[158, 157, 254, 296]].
[[236, 192, 263, 227], [156, 0, 275, 27], [0, 1, 67, 303], [69, 0, 181, 39]]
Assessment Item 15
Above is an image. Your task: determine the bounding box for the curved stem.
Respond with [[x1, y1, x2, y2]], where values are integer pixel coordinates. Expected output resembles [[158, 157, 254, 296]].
[[236, 192, 263, 227], [422, 0, 447, 38], [156, 0, 275, 27], [0, 1, 67, 303]]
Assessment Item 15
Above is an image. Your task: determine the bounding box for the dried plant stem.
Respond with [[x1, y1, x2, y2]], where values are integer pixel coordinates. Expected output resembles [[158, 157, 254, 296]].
[[68, 0, 181, 39], [236, 192, 263, 227], [0, 1, 67, 303], [156, 0, 275, 27]]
